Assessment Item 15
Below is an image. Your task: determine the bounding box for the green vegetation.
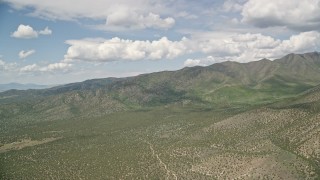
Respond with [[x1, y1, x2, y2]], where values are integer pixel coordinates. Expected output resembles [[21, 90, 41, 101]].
[[1, 52, 320, 179]]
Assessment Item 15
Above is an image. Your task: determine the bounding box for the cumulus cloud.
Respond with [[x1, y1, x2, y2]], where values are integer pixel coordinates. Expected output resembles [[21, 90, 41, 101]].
[[279, 31, 320, 53], [184, 56, 221, 67], [175, 11, 198, 20], [63, 37, 190, 62], [184, 59, 201, 67], [191, 31, 320, 63], [0, 60, 72, 75], [223, 0, 246, 12], [20, 62, 72, 73], [242, 0, 320, 31], [19, 49, 35, 59], [39, 27, 52, 35], [4, 0, 176, 30], [0, 60, 8, 70], [0, 59, 18, 71], [63, 31, 320, 65], [11, 24, 38, 39], [20, 64, 39, 72], [184, 55, 243, 67], [44, 63, 72, 72], [11, 24, 52, 39], [0, 55, 69, 74], [106, 11, 175, 30]]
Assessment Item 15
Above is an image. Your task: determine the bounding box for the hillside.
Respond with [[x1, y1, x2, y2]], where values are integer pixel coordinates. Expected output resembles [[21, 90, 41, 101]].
[[1, 52, 320, 179], [1, 52, 320, 116]]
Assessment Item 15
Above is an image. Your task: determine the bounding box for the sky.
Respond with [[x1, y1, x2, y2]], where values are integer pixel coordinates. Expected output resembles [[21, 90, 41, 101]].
[[1, 0, 320, 85]]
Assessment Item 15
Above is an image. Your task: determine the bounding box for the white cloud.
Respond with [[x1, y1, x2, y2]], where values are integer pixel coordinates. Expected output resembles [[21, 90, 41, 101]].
[[0, 59, 72, 73], [242, 0, 320, 31], [1, 56, 70, 74], [20, 62, 72, 73], [11, 24, 52, 39], [44, 63, 72, 72], [39, 27, 52, 35], [184, 56, 237, 67], [11, 24, 38, 39], [0, 59, 18, 71], [184, 59, 201, 67], [106, 11, 175, 30], [175, 11, 198, 20], [5, 0, 176, 30], [4, 0, 147, 20], [64, 37, 190, 62], [279, 31, 320, 53], [63, 31, 320, 65], [0, 60, 8, 70], [19, 49, 35, 59], [20, 64, 39, 72], [223, 0, 246, 12], [191, 31, 320, 63]]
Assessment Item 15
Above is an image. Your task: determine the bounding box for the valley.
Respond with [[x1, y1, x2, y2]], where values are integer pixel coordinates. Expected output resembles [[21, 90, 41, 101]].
[[1, 52, 320, 179]]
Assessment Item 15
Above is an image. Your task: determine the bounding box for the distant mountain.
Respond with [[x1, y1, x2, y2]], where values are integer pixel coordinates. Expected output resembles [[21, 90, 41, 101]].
[[0, 83, 49, 92], [1, 52, 320, 118]]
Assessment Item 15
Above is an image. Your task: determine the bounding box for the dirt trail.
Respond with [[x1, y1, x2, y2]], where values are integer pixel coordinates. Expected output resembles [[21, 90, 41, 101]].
[[0, 137, 62, 153], [144, 140, 178, 180]]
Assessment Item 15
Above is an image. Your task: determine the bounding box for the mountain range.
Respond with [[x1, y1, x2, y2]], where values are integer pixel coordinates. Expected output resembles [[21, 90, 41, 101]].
[[1, 52, 320, 116], [1, 52, 320, 179], [0, 83, 49, 92]]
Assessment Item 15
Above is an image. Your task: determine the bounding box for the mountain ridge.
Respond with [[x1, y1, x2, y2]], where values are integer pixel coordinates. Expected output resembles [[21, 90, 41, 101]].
[[1, 52, 320, 115], [0, 83, 50, 92]]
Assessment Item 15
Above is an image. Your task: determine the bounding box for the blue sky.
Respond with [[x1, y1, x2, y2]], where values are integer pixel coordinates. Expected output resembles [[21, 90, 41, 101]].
[[1, 0, 320, 85]]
